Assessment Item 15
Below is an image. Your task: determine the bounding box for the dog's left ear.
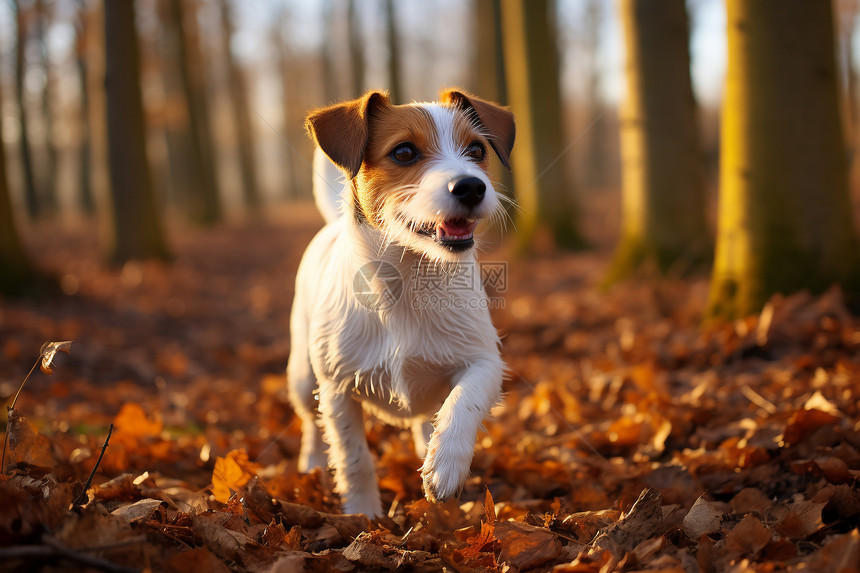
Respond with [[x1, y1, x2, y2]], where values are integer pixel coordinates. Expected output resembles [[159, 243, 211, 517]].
[[306, 91, 391, 179], [440, 89, 515, 171]]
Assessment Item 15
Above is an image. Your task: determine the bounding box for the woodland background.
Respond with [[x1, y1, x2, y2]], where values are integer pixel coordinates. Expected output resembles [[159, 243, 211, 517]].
[[2, 1, 860, 572]]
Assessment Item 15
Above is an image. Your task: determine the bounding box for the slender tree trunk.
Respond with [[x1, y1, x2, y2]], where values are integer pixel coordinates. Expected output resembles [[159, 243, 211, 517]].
[[273, 11, 299, 199], [74, 1, 95, 215], [708, 0, 860, 319], [86, 0, 111, 251], [35, 0, 57, 216], [347, 0, 365, 97], [606, 0, 708, 283], [474, 0, 512, 217], [103, 0, 171, 263], [581, 0, 608, 189], [160, 0, 222, 225], [14, 0, 39, 220], [384, 0, 401, 104], [501, 0, 581, 250], [0, 92, 36, 296], [217, 0, 261, 215]]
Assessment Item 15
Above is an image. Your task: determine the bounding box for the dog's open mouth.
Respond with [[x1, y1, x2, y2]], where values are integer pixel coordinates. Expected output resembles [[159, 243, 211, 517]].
[[413, 218, 479, 251]]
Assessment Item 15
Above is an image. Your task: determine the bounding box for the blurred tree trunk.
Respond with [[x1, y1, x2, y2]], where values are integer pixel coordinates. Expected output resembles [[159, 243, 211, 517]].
[[321, 0, 339, 103], [501, 0, 581, 250], [103, 0, 171, 263], [74, 0, 95, 215], [384, 0, 401, 103], [217, 0, 261, 215], [273, 10, 299, 199], [474, 0, 512, 216], [606, 0, 708, 283], [0, 93, 36, 296], [159, 0, 222, 225], [347, 0, 365, 97], [35, 0, 57, 216], [85, 0, 110, 247], [14, 0, 39, 220], [708, 0, 860, 319], [581, 0, 609, 189]]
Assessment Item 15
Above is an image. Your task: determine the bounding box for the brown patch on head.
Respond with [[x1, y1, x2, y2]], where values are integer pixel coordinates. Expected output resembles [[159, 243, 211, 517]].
[[353, 103, 491, 229], [440, 88, 515, 170]]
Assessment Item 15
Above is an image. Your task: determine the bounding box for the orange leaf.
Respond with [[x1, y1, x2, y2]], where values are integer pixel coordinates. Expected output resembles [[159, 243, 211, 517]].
[[484, 487, 496, 525], [212, 449, 259, 503], [113, 403, 162, 442]]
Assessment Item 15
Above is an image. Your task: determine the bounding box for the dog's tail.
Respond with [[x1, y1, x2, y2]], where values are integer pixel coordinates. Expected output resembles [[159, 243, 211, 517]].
[[312, 147, 345, 224]]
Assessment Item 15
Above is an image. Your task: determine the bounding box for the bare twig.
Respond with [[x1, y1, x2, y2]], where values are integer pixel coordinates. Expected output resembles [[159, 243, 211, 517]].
[[2, 341, 73, 475], [1, 358, 39, 475], [72, 423, 114, 508]]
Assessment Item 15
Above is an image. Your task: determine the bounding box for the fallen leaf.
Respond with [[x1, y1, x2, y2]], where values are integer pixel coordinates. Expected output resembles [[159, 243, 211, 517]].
[[495, 520, 562, 570], [212, 449, 259, 504], [724, 514, 771, 557], [683, 496, 722, 539], [39, 340, 72, 375]]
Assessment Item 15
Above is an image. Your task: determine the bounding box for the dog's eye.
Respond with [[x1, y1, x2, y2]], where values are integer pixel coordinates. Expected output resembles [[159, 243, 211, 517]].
[[464, 141, 486, 162], [390, 143, 420, 165]]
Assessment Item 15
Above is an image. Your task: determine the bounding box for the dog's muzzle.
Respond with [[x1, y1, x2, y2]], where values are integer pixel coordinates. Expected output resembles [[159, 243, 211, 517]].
[[448, 176, 486, 209]]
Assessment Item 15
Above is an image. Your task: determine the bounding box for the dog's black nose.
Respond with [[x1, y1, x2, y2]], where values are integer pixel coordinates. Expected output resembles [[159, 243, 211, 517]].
[[448, 176, 486, 208]]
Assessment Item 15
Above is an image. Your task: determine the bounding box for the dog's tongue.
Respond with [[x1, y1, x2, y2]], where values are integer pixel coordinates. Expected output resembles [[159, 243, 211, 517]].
[[436, 219, 478, 240]]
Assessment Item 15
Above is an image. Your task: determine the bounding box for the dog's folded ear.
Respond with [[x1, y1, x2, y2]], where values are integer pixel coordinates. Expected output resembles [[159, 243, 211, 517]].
[[306, 91, 391, 179], [440, 89, 515, 171]]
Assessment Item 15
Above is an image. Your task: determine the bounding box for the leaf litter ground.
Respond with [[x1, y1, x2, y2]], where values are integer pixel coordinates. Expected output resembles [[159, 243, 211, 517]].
[[1, 204, 860, 572]]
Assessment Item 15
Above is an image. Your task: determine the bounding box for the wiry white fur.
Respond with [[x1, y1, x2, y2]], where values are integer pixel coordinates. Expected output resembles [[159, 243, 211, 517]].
[[287, 102, 505, 518]]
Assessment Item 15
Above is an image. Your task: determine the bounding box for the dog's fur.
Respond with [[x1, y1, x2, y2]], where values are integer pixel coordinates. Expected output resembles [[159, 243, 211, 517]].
[[287, 89, 514, 517]]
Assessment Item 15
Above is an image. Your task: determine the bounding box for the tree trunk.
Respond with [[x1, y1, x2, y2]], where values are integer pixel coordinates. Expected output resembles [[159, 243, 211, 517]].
[[606, 0, 708, 283], [384, 0, 401, 104], [35, 0, 58, 216], [474, 0, 512, 220], [273, 10, 299, 200], [14, 0, 39, 220], [103, 0, 171, 263], [160, 0, 222, 225], [347, 0, 365, 98], [708, 0, 860, 319], [0, 91, 36, 296], [74, 0, 95, 216], [500, 0, 580, 250], [217, 0, 261, 215]]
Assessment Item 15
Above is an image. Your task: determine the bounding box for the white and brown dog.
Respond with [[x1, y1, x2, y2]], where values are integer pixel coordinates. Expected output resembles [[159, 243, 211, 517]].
[[287, 88, 514, 517]]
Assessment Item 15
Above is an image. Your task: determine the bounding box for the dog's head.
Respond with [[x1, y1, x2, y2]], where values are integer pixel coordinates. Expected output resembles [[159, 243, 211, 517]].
[[306, 88, 515, 262]]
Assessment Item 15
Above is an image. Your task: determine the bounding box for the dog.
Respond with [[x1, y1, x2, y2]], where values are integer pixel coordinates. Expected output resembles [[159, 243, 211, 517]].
[[287, 88, 515, 517]]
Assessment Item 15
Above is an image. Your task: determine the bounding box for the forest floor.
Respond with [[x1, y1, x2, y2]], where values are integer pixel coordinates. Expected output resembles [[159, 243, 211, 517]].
[[1, 200, 859, 572]]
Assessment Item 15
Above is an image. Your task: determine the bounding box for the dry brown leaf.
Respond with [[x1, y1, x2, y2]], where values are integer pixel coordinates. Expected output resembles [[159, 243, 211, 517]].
[[772, 499, 826, 539], [729, 488, 771, 515], [39, 340, 72, 375], [682, 496, 722, 539], [724, 514, 771, 557], [494, 520, 562, 570], [7, 409, 57, 469], [111, 498, 164, 523], [808, 529, 860, 573]]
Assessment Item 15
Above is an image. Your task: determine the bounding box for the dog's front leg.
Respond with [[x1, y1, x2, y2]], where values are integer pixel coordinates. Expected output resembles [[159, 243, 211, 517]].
[[318, 384, 383, 517], [421, 356, 503, 503]]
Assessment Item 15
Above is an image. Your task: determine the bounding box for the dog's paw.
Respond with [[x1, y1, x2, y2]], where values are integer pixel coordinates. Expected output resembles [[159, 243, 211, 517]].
[[420, 433, 473, 503], [342, 495, 383, 519]]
